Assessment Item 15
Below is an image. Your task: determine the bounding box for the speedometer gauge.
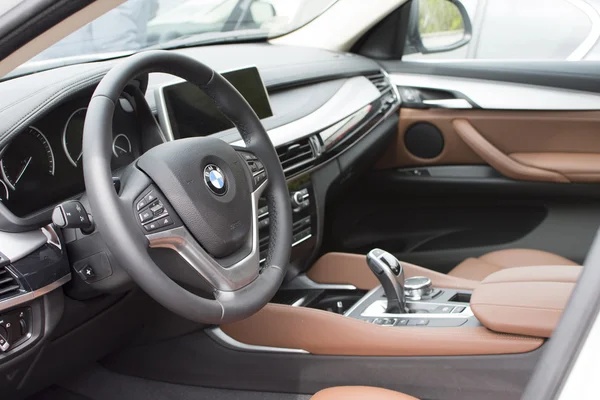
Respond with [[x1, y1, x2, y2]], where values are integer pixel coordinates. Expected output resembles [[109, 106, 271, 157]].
[[63, 108, 86, 167], [0, 126, 54, 191]]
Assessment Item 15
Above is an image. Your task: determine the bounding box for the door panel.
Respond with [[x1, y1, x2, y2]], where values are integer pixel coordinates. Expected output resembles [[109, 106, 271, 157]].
[[324, 65, 600, 273]]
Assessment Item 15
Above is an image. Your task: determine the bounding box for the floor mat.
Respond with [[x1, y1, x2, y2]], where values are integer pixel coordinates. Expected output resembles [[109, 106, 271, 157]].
[[60, 364, 311, 400]]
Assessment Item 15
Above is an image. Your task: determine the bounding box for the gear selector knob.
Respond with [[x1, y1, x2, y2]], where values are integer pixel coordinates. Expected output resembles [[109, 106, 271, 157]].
[[366, 249, 408, 313]]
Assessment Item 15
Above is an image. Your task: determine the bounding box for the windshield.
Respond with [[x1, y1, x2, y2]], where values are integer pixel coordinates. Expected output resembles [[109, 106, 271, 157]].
[[23, 0, 336, 66]]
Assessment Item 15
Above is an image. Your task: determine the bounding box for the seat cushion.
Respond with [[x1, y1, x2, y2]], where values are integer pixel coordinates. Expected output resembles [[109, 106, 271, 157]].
[[448, 248, 578, 281], [311, 386, 419, 400]]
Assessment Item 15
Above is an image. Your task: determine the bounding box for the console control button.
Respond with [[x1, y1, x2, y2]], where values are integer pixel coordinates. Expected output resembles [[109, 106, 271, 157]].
[[373, 318, 396, 326], [396, 318, 409, 326], [451, 306, 466, 314], [408, 319, 429, 326], [434, 305, 455, 314]]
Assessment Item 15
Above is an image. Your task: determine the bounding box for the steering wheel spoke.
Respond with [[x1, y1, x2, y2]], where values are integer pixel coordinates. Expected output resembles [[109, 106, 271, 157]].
[[146, 179, 268, 292]]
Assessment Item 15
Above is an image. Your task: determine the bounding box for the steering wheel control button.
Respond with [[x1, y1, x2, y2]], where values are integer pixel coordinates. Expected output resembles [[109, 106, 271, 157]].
[[253, 171, 267, 189], [139, 210, 153, 223], [144, 221, 160, 232], [158, 216, 173, 228]]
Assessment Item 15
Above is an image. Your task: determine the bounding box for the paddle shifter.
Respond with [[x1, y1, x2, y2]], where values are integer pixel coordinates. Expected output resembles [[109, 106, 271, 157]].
[[366, 249, 408, 313]]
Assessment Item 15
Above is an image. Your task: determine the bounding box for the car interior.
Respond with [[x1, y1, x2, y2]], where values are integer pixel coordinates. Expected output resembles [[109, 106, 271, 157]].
[[0, 0, 599, 399]]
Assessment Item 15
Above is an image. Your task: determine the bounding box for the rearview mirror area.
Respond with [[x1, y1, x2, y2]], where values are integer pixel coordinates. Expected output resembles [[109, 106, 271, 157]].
[[406, 0, 472, 55]]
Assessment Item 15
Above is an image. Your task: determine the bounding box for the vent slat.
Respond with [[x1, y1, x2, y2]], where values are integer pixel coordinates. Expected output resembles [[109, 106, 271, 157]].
[[277, 136, 317, 179], [367, 71, 391, 94], [0, 267, 21, 299]]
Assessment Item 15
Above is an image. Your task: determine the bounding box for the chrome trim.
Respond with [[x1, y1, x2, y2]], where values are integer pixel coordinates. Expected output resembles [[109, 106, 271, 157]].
[[232, 76, 381, 148], [206, 327, 309, 354], [343, 285, 474, 319], [0, 273, 71, 313], [362, 299, 474, 319], [291, 233, 312, 247], [147, 179, 268, 291], [0, 229, 47, 264], [566, 0, 600, 61], [155, 86, 176, 141], [390, 73, 600, 110], [41, 224, 61, 250], [422, 98, 473, 109], [283, 274, 357, 291], [62, 107, 87, 167]]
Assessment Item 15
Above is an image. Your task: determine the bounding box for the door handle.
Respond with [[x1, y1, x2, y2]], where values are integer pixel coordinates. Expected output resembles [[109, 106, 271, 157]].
[[422, 99, 473, 109]]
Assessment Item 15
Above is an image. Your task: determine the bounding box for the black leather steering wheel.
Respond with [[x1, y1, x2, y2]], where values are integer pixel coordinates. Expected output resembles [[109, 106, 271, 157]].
[[82, 51, 292, 324]]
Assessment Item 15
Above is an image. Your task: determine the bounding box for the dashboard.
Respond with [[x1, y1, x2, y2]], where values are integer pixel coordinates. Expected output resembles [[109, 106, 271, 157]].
[[0, 42, 401, 398], [0, 90, 142, 217]]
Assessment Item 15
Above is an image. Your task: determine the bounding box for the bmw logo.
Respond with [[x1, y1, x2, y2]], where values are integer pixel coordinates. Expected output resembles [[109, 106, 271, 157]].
[[204, 164, 227, 196]]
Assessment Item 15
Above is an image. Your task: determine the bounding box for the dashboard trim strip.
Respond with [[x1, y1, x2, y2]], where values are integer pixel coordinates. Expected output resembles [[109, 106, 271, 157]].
[[206, 326, 309, 354], [0, 273, 71, 313]]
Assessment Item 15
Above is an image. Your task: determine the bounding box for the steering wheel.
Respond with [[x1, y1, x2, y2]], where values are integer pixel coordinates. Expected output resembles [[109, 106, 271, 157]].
[[82, 51, 292, 324]]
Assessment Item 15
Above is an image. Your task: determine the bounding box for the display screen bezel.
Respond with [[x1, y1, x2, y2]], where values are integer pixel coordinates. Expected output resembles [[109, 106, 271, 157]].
[[159, 66, 273, 139]]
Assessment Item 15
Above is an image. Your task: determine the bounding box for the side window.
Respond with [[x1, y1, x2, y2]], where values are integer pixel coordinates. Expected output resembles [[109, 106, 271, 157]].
[[404, 0, 597, 61]]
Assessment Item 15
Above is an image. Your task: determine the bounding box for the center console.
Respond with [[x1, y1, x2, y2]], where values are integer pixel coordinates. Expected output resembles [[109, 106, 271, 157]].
[[258, 175, 316, 265], [218, 250, 578, 357]]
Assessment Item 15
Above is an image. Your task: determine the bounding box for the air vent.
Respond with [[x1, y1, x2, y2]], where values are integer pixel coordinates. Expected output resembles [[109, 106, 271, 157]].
[[366, 71, 392, 94], [0, 267, 20, 299], [276, 136, 319, 178]]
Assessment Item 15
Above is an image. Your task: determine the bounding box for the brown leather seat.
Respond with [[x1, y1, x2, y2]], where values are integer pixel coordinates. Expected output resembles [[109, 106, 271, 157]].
[[448, 248, 578, 281], [311, 386, 418, 400]]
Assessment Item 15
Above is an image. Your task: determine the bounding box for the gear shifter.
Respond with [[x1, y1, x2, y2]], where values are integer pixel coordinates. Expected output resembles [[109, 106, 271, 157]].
[[366, 249, 408, 313]]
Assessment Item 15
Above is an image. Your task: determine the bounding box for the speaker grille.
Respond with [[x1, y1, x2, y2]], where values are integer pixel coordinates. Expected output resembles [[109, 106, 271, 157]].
[[404, 123, 444, 159]]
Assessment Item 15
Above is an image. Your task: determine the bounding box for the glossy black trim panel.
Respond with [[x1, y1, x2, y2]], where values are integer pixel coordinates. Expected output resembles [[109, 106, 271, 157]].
[[382, 60, 600, 94]]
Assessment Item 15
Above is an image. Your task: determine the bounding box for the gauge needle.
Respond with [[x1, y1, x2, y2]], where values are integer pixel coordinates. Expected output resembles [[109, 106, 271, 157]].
[[14, 156, 32, 185], [114, 145, 128, 155], [77, 152, 83, 162]]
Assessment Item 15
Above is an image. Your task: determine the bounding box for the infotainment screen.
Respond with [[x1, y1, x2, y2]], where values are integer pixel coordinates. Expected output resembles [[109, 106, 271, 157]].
[[160, 66, 273, 139]]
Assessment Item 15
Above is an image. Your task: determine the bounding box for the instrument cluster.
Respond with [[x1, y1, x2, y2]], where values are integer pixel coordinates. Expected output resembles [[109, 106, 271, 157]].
[[0, 94, 142, 217]]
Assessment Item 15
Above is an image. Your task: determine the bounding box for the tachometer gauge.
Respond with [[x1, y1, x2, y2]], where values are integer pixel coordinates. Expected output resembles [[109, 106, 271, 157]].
[[0, 126, 54, 191], [112, 134, 132, 158], [63, 108, 86, 167], [0, 180, 8, 202]]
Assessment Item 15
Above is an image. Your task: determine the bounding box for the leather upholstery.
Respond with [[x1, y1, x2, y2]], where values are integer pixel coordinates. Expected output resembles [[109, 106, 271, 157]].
[[222, 303, 543, 356], [448, 248, 578, 281], [311, 387, 419, 400], [471, 266, 582, 338]]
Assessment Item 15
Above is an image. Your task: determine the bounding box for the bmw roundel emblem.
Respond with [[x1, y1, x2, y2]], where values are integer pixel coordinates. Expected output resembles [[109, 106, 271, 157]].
[[204, 164, 227, 196]]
